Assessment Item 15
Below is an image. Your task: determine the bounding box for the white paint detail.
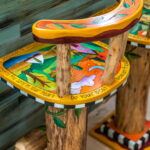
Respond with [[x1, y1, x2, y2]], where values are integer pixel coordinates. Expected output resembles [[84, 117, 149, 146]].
[[129, 140, 135, 150], [7, 82, 14, 88], [95, 98, 104, 104], [118, 134, 124, 144], [110, 89, 117, 96], [146, 45, 150, 49], [35, 98, 45, 104], [143, 133, 149, 143], [137, 140, 142, 149], [131, 42, 138, 46], [75, 104, 85, 108], [108, 128, 114, 139], [123, 80, 127, 86], [100, 124, 105, 132], [20, 90, 28, 96], [54, 103, 65, 109]]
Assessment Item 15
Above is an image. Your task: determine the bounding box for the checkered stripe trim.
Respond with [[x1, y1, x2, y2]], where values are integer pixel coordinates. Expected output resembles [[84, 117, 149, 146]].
[[0, 77, 127, 109], [128, 41, 150, 49], [96, 115, 150, 150]]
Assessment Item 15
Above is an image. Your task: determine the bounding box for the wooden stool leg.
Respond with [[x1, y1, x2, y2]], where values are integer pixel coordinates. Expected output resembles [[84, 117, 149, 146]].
[[56, 44, 71, 97], [116, 46, 150, 134], [102, 32, 128, 85], [46, 106, 87, 150], [147, 24, 150, 38]]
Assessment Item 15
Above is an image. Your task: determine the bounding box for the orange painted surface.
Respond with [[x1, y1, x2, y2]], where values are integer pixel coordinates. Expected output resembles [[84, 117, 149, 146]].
[[107, 120, 150, 142]]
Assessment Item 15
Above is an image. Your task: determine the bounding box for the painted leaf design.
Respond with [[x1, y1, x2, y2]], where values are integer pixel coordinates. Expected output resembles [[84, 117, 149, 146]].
[[75, 109, 82, 118], [53, 117, 66, 128], [126, 53, 141, 60], [71, 24, 85, 28], [38, 125, 47, 131], [18, 72, 27, 81], [123, 3, 130, 8], [53, 23, 64, 29], [45, 105, 67, 116], [91, 57, 105, 63], [40, 45, 54, 51], [80, 43, 104, 52], [130, 24, 141, 35], [72, 64, 83, 70], [115, 14, 127, 17]]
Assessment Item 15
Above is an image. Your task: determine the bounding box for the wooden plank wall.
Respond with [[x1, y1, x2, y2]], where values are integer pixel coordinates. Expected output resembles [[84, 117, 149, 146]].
[[0, 0, 116, 149]]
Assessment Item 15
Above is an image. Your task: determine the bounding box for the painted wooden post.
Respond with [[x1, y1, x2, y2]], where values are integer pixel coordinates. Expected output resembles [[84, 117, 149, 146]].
[[116, 46, 150, 134], [102, 32, 128, 85], [56, 44, 71, 98], [46, 106, 87, 150]]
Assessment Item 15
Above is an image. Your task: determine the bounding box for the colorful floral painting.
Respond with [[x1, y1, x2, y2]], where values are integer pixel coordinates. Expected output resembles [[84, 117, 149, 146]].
[[3, 42, 121, 95], [129, 8, 150, 37]]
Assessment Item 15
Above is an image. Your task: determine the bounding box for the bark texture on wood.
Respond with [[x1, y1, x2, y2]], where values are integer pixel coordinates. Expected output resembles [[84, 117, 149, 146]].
[[116, 46, 150, 134], [46, 106, 87, 150], [147, 24, 150, 38], [120, 31, 129, 59], [102, 32, 128, 85], [56, 44, 71, 97], [15, 129, 47, 150]]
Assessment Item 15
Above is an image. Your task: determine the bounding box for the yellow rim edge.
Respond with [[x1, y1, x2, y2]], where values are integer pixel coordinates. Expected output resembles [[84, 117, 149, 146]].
[[0, 42, 129, 105]]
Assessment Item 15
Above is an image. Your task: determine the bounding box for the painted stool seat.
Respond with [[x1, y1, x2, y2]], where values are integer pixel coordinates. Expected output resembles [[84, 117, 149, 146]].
[[90, 1, 150, 48], [0, 41, 129, 109], [32, 0, 142, 44], [128, 6, 150, 48]]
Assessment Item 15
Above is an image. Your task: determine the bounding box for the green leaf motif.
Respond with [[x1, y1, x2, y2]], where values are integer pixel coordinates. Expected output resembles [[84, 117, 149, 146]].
[[18, 72, 27, 81], [115, 14, 127, 17], [125, 53, 141, 60], [72, 64, 83, 70], [40, 45, 54, 51], [123, 3, 130, 8], [91, 57, 105, 63], [53, 117, 66, 128], [38, 125, 47, 131], [45, 105, 67, 116], [71, 24, 85, 28], [130, 24, 141, 35], [75, 109, 82, 118], [53, 23, 64, 29], [80, 43, 104, 52]]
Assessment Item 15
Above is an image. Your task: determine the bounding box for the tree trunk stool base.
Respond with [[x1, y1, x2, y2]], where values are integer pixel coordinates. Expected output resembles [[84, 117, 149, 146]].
[[89, 112, 150, 150]]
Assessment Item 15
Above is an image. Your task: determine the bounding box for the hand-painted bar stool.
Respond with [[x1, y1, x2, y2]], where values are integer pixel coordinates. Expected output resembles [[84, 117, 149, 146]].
[[90, 1, 150, 150], [0, 0, 142, 150]]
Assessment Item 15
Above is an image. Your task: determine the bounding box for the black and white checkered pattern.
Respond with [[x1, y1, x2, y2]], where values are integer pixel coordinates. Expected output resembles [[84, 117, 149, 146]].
[[128, 41, 150, 49], [95, 115, 150, 150], [0, 77, 127, 109]]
